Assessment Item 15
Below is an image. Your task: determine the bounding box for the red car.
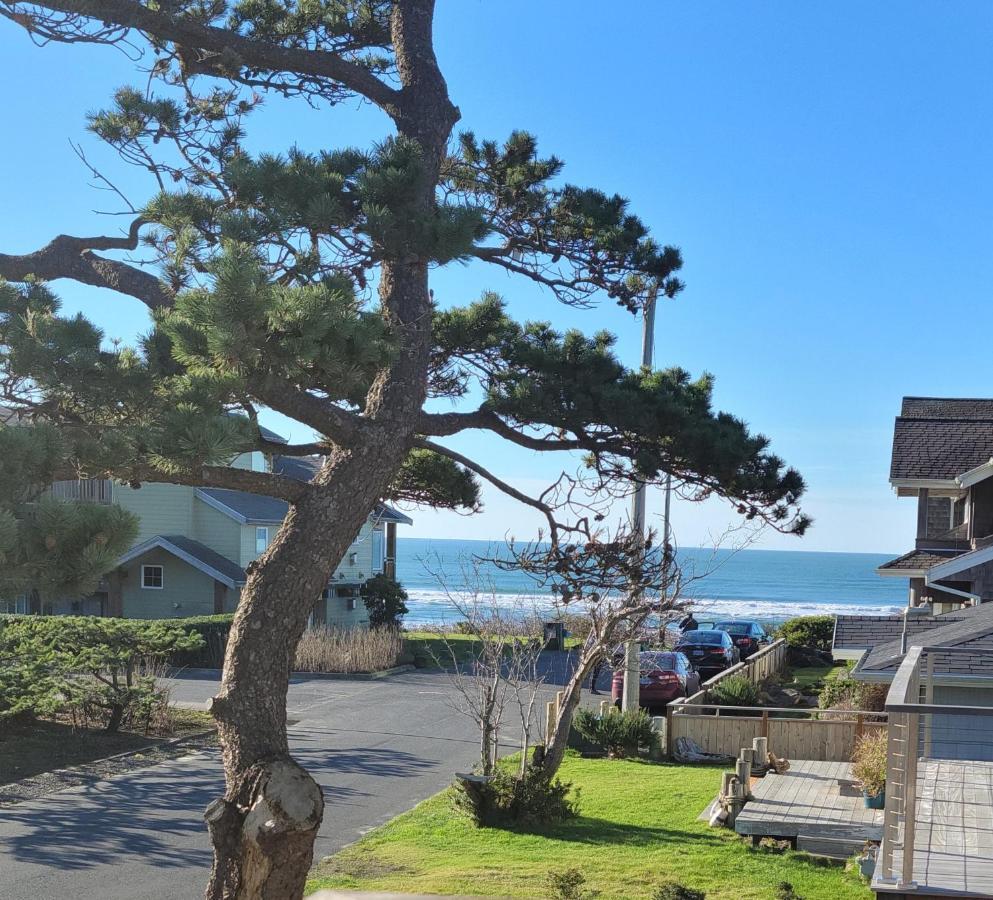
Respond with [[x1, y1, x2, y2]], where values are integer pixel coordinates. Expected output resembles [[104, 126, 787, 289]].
[[611, 650, 701, 712]]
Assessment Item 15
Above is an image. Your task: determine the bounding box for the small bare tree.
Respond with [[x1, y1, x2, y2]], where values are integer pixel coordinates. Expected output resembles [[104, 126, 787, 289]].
[[435, 590, 547, 778], [500, 528, 687, 778]]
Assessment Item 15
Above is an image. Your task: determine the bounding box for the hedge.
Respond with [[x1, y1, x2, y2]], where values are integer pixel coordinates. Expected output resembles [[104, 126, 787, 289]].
[[0, 613, 233, 669]]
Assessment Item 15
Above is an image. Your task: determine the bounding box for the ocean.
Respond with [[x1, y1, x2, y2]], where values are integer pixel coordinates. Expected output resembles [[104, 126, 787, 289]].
[[394, 537, 906, 627]]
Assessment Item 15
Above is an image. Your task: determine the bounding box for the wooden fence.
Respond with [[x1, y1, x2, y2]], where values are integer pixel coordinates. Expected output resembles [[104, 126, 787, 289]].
[[666, 638, 887, 762], [666, 704, 887, 762], [681, 637, 789, 706]]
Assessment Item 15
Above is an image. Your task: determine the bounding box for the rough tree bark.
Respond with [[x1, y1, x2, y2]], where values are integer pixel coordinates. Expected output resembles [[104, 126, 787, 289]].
[[200, 4, 459, 897]]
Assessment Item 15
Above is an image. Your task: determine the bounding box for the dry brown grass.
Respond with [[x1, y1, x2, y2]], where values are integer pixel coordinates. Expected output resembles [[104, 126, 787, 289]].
[[294, 626, 405, 674]]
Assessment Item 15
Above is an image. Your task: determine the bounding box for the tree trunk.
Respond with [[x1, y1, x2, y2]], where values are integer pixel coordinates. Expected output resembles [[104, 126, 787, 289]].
[[540, 651, 600, 778], [201, 5, 459, 895]]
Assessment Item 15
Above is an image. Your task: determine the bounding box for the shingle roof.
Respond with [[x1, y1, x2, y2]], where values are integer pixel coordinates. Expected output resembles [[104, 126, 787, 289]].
[[199, 457, 413, 526], [877, 548, 963, 573], [198, 488, 289, 523], [834, 604, 976, 651], [858, 601, 993, 673], [119, 534, 246, 587], [890, 417, 993, 481], [902, 397, 993, 420]]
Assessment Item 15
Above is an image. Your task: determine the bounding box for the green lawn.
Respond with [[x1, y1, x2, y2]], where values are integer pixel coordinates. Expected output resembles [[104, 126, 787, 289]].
[[783, 660, 852, 696], [308, 755, 871, 900]]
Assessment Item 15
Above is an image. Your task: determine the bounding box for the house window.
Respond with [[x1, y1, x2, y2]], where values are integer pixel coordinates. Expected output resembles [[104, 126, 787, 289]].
[[348, 551, 357, 566], [372, 529, 385, 573], [141, 565, 164, 590], [256, 526, 269, 554], [0, 595, 28, 614]]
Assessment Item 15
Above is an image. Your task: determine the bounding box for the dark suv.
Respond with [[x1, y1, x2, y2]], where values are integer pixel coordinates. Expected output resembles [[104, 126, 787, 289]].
[[712, 620, 768, 659], [674, 629, 740, 680]]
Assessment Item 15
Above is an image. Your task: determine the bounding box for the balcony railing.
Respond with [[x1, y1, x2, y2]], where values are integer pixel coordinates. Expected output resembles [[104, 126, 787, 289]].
[[877, 644, 993, 892], [45, 478, 113, 503]]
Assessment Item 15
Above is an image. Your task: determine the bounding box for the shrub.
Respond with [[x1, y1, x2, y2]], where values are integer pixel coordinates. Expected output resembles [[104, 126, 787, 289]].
[[294, 625, 404, 673], [573, 708, 654, 758], [548, 868, 599, 900], [819, 676, 887, 712], [159, 614, 233, 668], [0, 615, 203, 732], [361, 575, 409, 629], [709, 674, 759, 707], [653, 884, 706, 900], [774, 615, 835, 651], [454, 767, 579, 828], [851, 729, 887, 797], [775, 883, 805, 900]]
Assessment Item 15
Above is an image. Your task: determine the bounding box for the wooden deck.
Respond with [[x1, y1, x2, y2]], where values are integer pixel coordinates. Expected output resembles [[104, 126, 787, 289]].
[[734, 760, 883, 857], [876, 759, 993, 897]]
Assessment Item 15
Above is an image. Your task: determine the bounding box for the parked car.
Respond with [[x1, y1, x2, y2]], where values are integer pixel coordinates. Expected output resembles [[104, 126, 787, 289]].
[[610, 650, 701, 712], [674, 629, 740, 679], [711, 620, 769, 659]]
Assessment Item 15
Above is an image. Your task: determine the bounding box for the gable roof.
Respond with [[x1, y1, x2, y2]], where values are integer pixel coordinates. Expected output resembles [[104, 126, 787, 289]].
[[876, 548, 963, 576], [118, 535, 246, 588]]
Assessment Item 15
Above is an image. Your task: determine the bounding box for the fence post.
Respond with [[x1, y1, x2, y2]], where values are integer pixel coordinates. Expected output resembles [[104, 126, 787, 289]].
[[855, 713, 864, 742], [761, 710, 769, 740], [666, 703, 676, 759]]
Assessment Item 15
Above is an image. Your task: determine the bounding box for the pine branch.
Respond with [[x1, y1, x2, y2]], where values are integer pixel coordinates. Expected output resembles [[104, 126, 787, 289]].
[[3, 0, 402, 114], [0, 219, 172, 308]]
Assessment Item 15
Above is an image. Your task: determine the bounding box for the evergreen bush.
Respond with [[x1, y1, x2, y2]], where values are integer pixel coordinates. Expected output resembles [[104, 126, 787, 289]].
[[774, 616, 835, 651], [573, 708, 654, 757], [652, 884, 706, 900], [453, 767, 579, 828], [709, 674, 759, 707], [0, 615, 203, 731], [361, 575, 409, 629]]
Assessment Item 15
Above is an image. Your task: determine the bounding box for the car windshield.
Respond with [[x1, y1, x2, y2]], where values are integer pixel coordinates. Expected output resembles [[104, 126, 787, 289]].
[[680, 631, 725, 645], [639, 652, 675, 671], [716, 623, 750, 635]]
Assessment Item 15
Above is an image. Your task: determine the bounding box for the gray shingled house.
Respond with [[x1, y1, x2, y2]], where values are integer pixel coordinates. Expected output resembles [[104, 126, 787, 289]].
[[878, 396, 993, 612]]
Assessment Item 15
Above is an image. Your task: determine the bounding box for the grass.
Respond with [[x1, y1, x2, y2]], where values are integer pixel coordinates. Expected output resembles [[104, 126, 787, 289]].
[[307, 755, 871, 900], [402, 629, 581, 669], [0, 707, 214, 786], [783, 660, 851, 696]]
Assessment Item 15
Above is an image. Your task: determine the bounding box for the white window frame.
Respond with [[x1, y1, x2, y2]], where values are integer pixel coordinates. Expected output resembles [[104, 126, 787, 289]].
[[141, 565, 164, 590], [256, 526, 269, 555]]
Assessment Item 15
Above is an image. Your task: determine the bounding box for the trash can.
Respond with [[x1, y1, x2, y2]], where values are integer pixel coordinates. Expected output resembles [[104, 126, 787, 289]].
[[543, 621, 565, 651]]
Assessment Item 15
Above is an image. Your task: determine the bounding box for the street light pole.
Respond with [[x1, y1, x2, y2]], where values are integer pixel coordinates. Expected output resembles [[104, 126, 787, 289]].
[[622, 291, 658, 712]]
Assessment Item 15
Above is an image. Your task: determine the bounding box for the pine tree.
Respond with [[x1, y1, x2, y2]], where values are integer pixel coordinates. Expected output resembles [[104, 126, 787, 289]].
[[0, 3, 809, 896]]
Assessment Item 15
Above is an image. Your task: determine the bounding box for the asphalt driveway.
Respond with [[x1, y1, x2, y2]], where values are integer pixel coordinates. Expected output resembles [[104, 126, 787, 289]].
[[0, 660, 586, 900]]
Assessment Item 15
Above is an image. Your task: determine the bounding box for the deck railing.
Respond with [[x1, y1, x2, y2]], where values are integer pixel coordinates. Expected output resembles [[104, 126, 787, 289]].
[[877, 644, 993, 889], [45, 478, 114, 503]]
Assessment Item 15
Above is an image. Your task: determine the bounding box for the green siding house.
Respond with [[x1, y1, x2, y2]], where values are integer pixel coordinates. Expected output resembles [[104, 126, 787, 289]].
[[41, 436, 411, 626]]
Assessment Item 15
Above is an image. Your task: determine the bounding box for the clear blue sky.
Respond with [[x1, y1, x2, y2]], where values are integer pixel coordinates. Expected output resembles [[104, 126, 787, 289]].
[[3, 2, 992, 554]]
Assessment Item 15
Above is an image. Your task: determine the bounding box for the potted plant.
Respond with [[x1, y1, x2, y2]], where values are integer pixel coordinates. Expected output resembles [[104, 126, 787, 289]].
[[851, 730, 887, 808]]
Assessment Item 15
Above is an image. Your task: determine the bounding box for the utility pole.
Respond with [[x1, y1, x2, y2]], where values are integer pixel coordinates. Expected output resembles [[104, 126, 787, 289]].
[[622, 291, 658, 712]]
